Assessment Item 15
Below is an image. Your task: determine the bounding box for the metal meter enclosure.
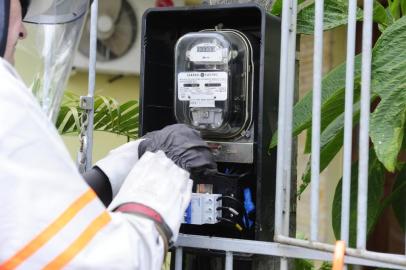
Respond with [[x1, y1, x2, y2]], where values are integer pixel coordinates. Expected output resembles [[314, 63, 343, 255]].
[[174, 30, 253, 139], [140, 4, 281, 265]]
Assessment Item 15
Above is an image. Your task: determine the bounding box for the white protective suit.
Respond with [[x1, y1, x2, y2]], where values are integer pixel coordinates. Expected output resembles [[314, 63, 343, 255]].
[[0, 57, 192, 269]]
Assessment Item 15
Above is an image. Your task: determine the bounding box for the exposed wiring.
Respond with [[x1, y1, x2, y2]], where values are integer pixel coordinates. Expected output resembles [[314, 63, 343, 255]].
[[216, 197, 250, 229], [216, 217, 243, 232], [216, 206, 239, 216], [215, 171, 251, 179], [217, 195, 244, 208]]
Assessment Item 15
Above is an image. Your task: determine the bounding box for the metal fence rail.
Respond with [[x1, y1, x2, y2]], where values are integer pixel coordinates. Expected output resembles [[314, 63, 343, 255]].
[[274, 0, 406, 269], [175, 235, 406, 269]]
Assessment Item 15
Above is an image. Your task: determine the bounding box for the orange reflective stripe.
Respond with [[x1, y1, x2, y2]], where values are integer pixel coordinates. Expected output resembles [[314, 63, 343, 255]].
[[0, 189, 96, 270], [44, 211, 111, 270]]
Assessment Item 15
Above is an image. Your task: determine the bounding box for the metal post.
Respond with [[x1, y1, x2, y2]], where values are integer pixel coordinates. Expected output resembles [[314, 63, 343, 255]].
[[357, 0, 373, 250], [283, 0, 298, 239], [341, 1, 357, 269], [84, 0, 98, 170], [225, 251, 233, 270], [310, 0, 324, 242], [275, 0, 293, 238], [175, 247, 183, 270], [275, 0, 298, 268]]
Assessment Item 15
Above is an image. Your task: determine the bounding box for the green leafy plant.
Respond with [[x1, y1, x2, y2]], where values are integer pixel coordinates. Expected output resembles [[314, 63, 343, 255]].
[[269, 0, 406, 249], [56, 91, 139, 140]]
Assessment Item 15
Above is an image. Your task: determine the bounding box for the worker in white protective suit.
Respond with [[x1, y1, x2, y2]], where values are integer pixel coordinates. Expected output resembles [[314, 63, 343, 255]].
[[0, 0, 217, 269]]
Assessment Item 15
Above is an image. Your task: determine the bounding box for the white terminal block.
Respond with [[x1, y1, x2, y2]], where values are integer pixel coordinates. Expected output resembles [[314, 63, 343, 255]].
[[184, 193, 222, 225]]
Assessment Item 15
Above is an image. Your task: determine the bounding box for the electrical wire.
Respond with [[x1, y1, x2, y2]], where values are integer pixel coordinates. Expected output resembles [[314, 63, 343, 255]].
[[217, 195, 244, 208], [215, 171, 251, 179], [216, 206, 239, 216], [216, 217, 243, 232], [216, 197, 250, 229]]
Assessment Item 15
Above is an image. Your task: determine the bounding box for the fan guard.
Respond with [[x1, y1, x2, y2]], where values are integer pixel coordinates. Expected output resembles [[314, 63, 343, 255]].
[[78, 0, 137, 62]]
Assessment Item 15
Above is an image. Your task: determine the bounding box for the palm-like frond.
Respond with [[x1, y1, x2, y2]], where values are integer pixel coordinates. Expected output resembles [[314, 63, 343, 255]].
[[56, 92, 139, 139]]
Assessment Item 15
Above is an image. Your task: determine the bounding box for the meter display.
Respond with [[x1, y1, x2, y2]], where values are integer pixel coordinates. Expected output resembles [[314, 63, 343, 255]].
[[174, 30, 254, 139]]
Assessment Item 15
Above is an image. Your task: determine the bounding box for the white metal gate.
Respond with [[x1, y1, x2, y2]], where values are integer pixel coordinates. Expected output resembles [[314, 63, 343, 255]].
[[81, 0, 406, 269]]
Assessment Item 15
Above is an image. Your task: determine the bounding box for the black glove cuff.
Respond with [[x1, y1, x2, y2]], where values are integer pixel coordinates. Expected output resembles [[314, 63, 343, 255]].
[[82, 167, 113, 207]]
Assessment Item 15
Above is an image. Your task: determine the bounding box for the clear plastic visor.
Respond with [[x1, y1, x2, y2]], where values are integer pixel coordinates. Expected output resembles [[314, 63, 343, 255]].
[[16, 6, 87, 122], [24, 0, 88, 24]]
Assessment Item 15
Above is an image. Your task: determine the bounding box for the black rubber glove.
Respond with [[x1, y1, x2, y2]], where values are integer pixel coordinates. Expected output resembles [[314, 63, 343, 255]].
[[138, 124, 217, 176]]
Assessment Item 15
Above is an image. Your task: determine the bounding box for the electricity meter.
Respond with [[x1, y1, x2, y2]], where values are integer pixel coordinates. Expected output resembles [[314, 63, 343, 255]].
[[174, 29, 254, 139]]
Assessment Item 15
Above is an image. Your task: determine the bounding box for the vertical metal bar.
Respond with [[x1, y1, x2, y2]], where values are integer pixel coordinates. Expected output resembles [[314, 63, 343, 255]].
[[281, 258, 289, 270], [310, 0, 324, 242], [275, 0, 294, 238], [276, 1, 298, 268], [85, 0, 98, 170], [357, 0, 373, 250], [341, 0, 357, 249], [225, 251, 233, 270], [283, 0, 298, 238], [341, 2, 358, 269], [175, 247, 183, 270]]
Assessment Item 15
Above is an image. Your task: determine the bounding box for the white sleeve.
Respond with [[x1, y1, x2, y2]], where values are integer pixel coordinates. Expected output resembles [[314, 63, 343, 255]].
[[0, 60, 174, 270]]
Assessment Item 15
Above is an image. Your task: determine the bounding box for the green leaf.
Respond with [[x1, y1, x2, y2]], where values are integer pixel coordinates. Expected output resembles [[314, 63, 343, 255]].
[[373, 0, 389, 29], [297, 0, 363, 35], [269, 0, 307, 16], [331, 150, 385, 247], [371, 16, 406, 99], [270, 54, 362, 149], [391, 165, 406, 232], [294, 258, 315, 270], [369, 16, 406, 171], [269, 0, 282, 16], [370, 87, 406, 172], [401, 0, 406, 16], [304, 128, 312, 153], [58, 92, 139, 139], [319, 262, 332, 270], [389, 0, 401, 19], [298, 96, 365, 195], [302, 80, 360, 156]]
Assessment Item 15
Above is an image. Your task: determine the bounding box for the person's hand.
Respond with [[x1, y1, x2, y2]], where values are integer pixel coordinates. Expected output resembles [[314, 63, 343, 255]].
[[95, 139, 144, 197], [138, 124, 217, 176], [109, 151, 193, 244], [95, 124, 217, 200]]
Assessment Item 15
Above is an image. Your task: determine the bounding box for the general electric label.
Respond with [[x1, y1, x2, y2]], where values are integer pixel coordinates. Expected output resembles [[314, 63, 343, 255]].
[[178, 72, 228, 105]]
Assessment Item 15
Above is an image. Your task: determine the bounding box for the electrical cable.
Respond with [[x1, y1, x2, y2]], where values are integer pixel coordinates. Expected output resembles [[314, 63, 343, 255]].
[[215, 171, 251, 179], [216, 199, 250, 229], [216, 206, 239, 216], [216, 217, 243, 232], [217, 195, 244, 208]]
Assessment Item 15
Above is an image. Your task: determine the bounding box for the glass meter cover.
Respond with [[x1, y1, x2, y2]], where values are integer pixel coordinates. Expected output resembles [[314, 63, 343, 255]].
[[174, 30, 254, 139]]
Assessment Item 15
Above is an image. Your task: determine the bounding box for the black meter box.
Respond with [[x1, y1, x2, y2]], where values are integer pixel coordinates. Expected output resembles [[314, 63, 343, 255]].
[[140, 3, 280, 243]]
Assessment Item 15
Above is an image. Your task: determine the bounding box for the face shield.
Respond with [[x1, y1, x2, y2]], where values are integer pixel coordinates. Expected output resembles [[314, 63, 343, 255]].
[[17, 0, 88, 122]]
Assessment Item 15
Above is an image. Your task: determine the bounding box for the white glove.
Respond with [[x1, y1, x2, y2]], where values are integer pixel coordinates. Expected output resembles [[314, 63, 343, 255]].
[[109, 151, 192, 243], [95, 139, 144, 197]]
